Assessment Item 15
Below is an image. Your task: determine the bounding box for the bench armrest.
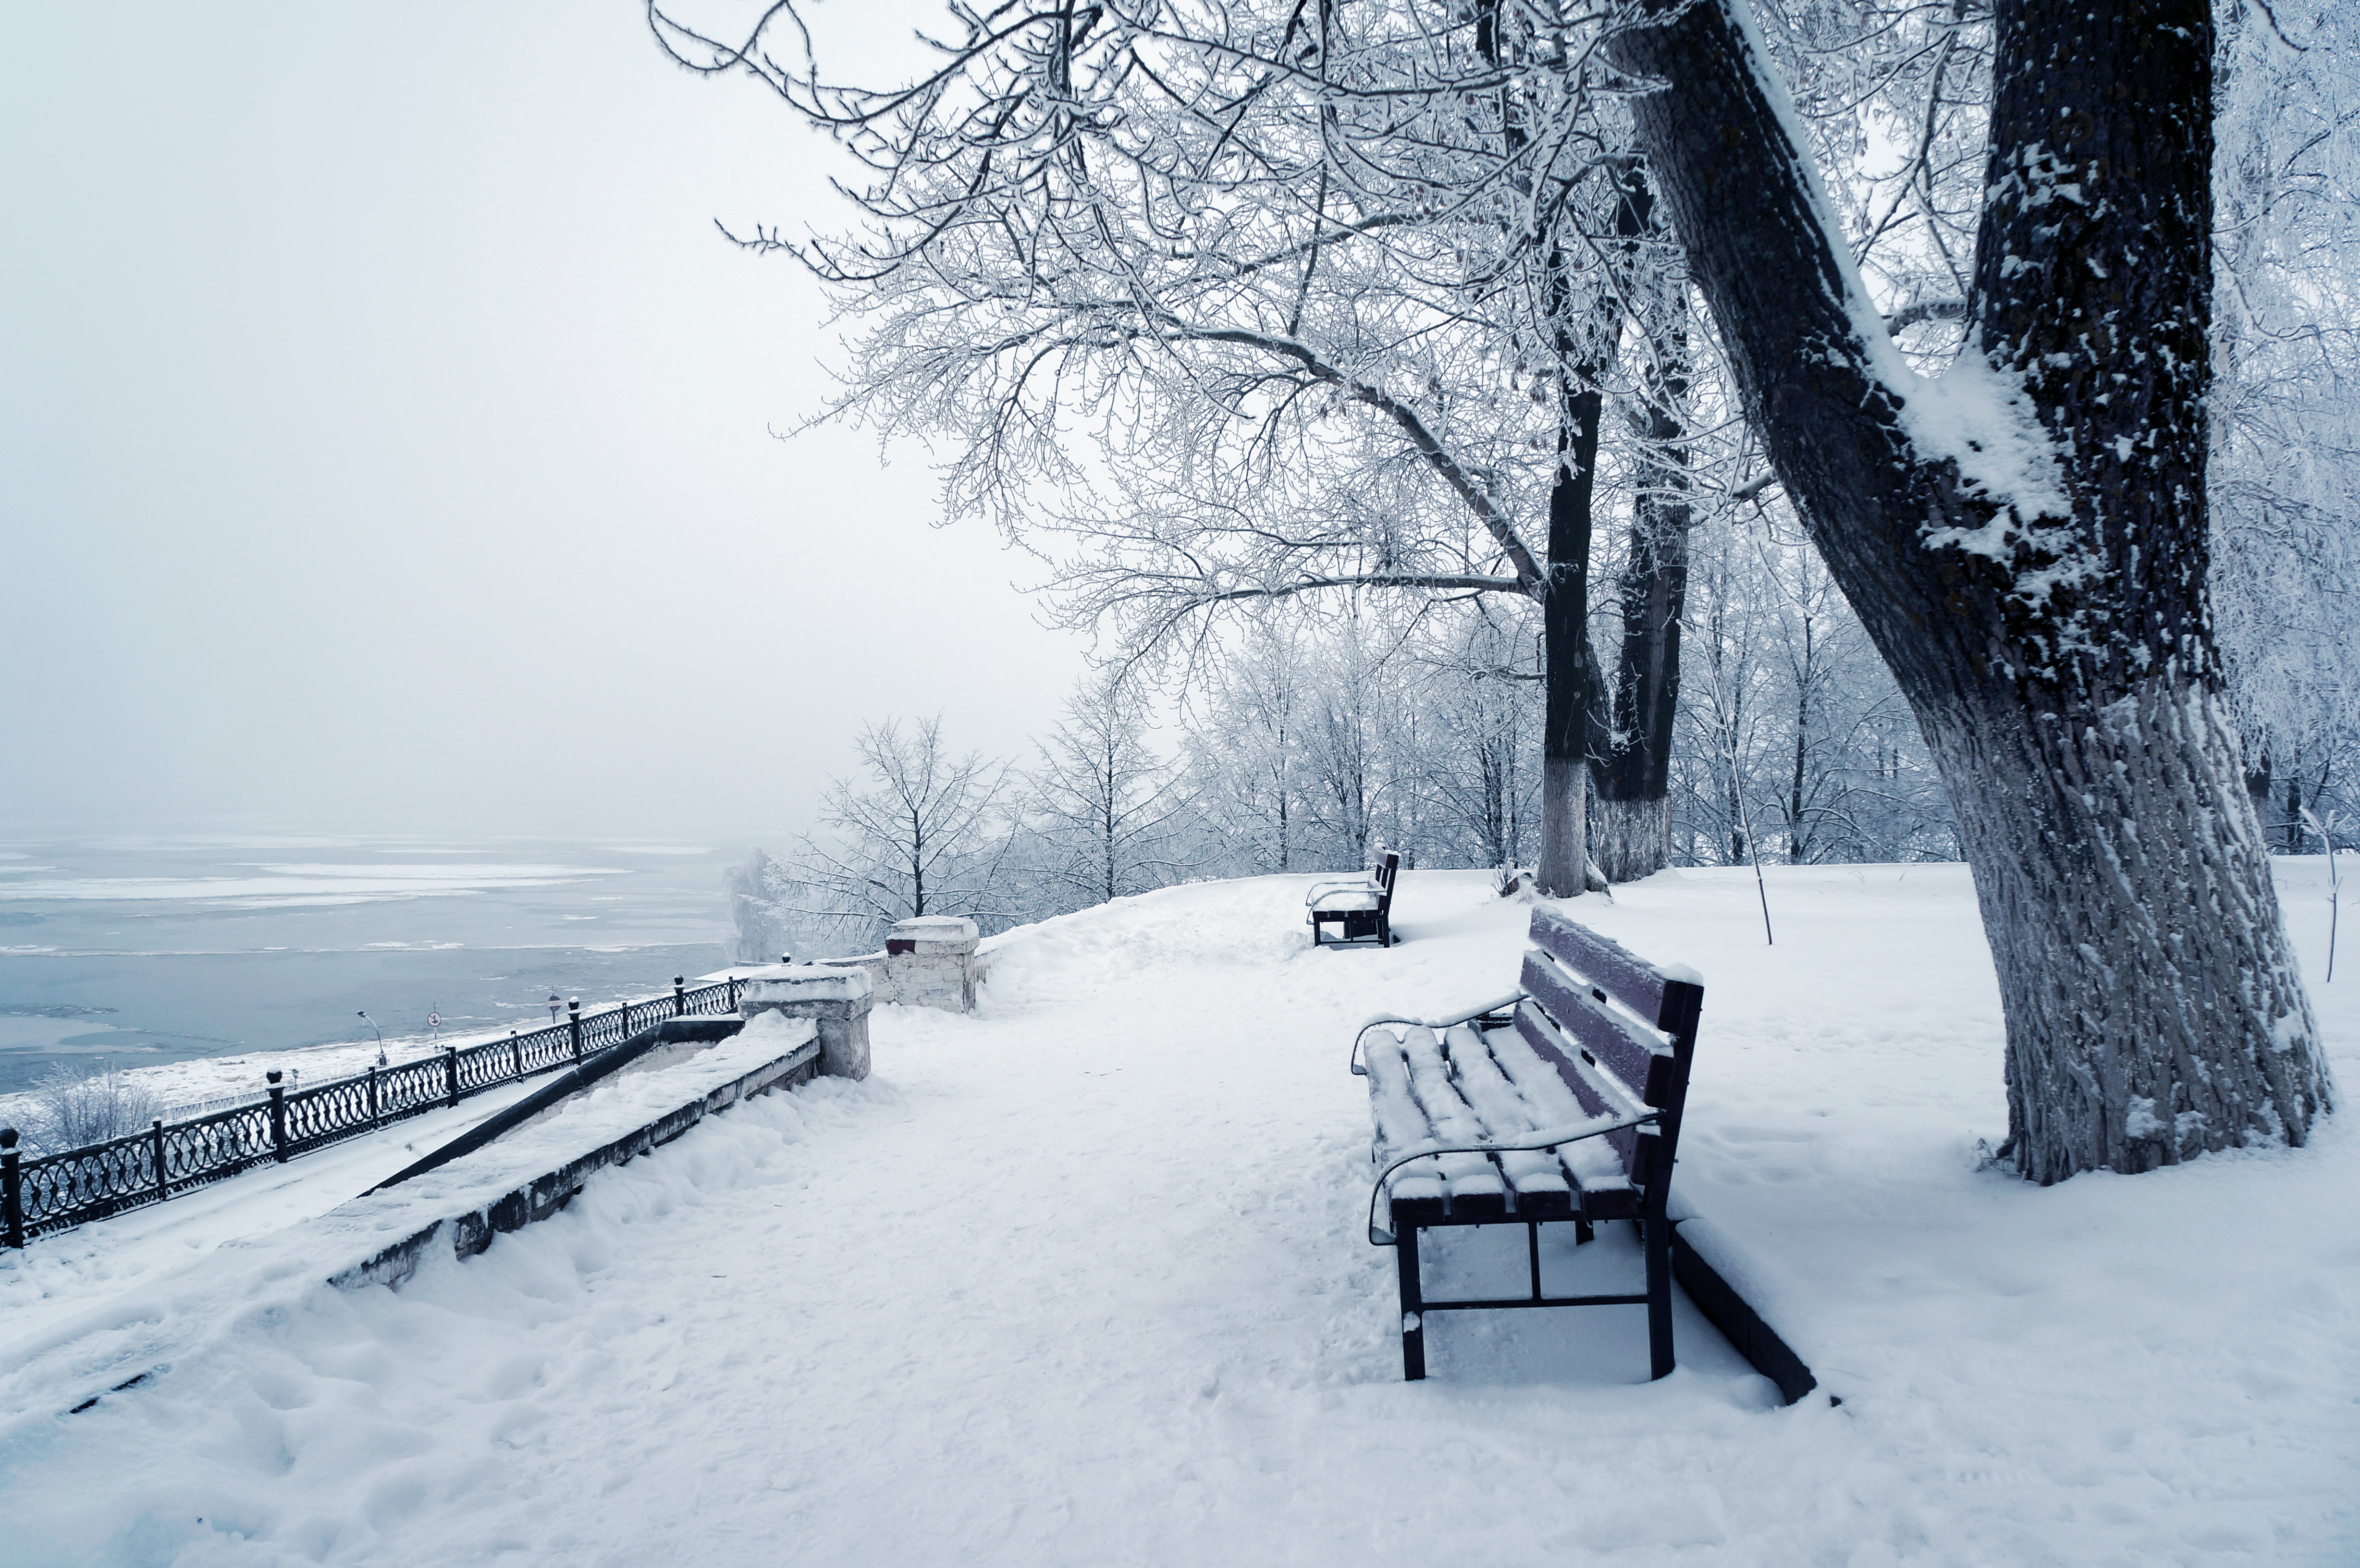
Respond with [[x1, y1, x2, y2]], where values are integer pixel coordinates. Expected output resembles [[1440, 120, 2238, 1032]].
[[1350, 992, 1526, 1074], [1304, 876, 1378, 906], [1366, 1110, 1662, 1245]]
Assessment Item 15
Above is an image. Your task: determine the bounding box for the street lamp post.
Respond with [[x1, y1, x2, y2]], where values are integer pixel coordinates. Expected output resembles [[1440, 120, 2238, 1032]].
[[358, 1010, 384, 1068]]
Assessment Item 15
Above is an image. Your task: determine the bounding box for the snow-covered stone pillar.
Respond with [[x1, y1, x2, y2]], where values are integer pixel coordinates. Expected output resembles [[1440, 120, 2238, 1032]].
[[738, 966, 873, 1081], [882, 916, 980, 1012]]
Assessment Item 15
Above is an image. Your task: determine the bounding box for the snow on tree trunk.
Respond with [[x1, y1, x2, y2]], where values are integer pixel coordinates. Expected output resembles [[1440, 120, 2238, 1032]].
[[1591, 166, 1690, 885], [1595, 434, 1690, 883], [1931, 682, 2322, 1178], [1610, 0, 2334, 1177], [1591, 794, 1670, 886]]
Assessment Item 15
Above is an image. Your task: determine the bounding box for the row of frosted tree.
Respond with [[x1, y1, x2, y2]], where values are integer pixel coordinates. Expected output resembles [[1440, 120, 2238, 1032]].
[[733, 508, 1973, 971], [676, 0, 2355, 1181]]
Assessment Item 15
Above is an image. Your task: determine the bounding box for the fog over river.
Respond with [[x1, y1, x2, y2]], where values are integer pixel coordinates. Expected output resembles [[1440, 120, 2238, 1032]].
[[0, 838, 740, 1098]]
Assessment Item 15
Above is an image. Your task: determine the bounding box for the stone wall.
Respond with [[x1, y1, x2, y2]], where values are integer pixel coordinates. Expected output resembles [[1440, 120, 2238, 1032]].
[[813, 916, 981, 1014], [737, 966, 874, 1079]]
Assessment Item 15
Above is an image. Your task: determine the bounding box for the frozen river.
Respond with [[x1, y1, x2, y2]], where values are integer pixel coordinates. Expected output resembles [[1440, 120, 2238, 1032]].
[[0, 835, 746, 1098]]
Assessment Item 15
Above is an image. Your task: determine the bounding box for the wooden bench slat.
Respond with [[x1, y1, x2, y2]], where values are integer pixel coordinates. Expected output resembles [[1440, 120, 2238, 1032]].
[[1362, 1027, 1449, 1221], [1513, 1002, 1642, 1175], [1518, 946, 1677, 1106], [1438, 1024, 1576, 1220], [1494, 1010, 1641, 1217], [1364, 1002, 1659, 1230], [1365, 1026, 1506, 1220], [1471, 1025, 1634, 1219], [1527, 904, 1698, 1031], [1399, 1028, 1510, 1219]]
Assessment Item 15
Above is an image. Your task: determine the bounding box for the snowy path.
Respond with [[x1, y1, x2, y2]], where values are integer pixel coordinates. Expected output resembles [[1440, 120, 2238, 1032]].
[[1, 867, 2356, 1564]]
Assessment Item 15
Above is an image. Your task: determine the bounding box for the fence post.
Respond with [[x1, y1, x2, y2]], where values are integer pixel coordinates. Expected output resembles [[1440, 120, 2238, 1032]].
[[267, 1072, 289, 1164], [2, 1129, 22, 1250], [675, 975, 686, 1016], [568, 999, 582, 1060], [726, 975, 738, 1011], [151, 1119, 167, 1205], [445, 1046, 460, 1108], [511, 1030, 522, 1080], [368, 1065, 380, 1129]]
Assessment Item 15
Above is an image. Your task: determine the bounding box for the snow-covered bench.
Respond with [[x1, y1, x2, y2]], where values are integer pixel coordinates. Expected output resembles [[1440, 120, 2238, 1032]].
[[1306, 851, 1400, 948], [1351, 905, 1704, 1381]]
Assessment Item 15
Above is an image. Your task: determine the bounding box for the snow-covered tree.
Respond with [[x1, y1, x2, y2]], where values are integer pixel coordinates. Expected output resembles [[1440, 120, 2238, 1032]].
[[660, 0, 2346, 1180], [2210, 0, 2360, 852], [1015, 674, 1198, 913], [725, 847, 796, 964], [784, 714, 1019, 949], [1182, 622, 1312, 875], [1670, 513, 1955, 868], [1608, 0, 2333, 1177], [650, 0, 1719, 896], [1411, 609, 1545, 873]]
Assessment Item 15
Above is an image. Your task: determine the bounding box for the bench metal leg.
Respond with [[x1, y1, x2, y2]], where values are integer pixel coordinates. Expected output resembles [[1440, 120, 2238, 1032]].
[[1645, 1214, 1674, 1380], [1397, 1224, 1427, 1381]]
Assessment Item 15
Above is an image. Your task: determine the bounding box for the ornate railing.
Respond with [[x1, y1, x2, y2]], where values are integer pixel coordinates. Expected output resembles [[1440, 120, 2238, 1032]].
[[0, 976, 751, 1248]]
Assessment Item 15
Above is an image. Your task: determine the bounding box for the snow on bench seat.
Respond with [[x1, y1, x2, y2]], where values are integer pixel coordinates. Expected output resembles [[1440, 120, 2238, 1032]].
[[1362, 1018, 1640, 1228], [1354, 905, 1706, 1382]]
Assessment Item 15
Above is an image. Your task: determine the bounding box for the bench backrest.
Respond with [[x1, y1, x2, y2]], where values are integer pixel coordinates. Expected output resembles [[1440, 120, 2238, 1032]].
[[1510, 906, 1703, 1207], [1373, 851, 1400, 905]]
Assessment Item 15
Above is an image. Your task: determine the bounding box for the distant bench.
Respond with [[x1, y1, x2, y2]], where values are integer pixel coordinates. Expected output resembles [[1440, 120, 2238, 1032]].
[[1352, 905, 1703, 1381], [1306, 851, 1401, 948]]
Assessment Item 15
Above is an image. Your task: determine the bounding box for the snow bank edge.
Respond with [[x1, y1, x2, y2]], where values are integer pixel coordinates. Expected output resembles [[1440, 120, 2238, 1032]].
[[325, 1035, 823, 1294]]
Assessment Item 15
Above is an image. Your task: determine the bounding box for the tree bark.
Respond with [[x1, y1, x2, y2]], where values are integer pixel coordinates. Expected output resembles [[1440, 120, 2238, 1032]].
[[1490, 0, 1610, 903], [1593, 476, 1688, 882], [1592, 794, 1672, 885], [1535, 244, 1616, 898], [1593, 171, 1692, 884], [1610, 0, 2333, 1178]]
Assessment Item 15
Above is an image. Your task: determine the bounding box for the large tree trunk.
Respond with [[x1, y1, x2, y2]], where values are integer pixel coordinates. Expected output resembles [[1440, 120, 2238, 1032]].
[[1610, 0, 2332, 1178], [1594, 171, 1693, 884], [1535, 247, 1615, 899], [1593, 480, 1688, 881]]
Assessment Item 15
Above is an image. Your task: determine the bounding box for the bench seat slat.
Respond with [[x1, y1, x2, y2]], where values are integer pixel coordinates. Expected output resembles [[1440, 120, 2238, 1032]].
[[1365, 1027, 1505, 1220], [1366, 1014, 1647, 1225], [1438, 1024, 1576, 1220], [1492, 1012, 1640, 1218], [1363, 1027, 1449, 1222], [1399, 1028, 1510, 1219]]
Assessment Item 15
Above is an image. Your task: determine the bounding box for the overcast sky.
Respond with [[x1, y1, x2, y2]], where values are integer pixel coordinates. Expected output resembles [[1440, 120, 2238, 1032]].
[[0, 0, 1089, 843]]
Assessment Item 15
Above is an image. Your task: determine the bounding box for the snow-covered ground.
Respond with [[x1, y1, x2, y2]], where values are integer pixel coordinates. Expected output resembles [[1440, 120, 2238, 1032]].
[[0, 862, 2354, 1565], [0, 1079, 562, 1350]]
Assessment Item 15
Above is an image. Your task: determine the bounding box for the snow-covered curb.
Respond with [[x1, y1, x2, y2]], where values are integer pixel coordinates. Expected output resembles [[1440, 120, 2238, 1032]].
[[1669, 1213, 1819, 1404], [327, 1014, 820, 1292]]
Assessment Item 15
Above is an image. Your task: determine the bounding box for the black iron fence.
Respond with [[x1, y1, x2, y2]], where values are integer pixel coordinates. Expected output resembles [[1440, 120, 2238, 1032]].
[[0, 976, 752, 1249]]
